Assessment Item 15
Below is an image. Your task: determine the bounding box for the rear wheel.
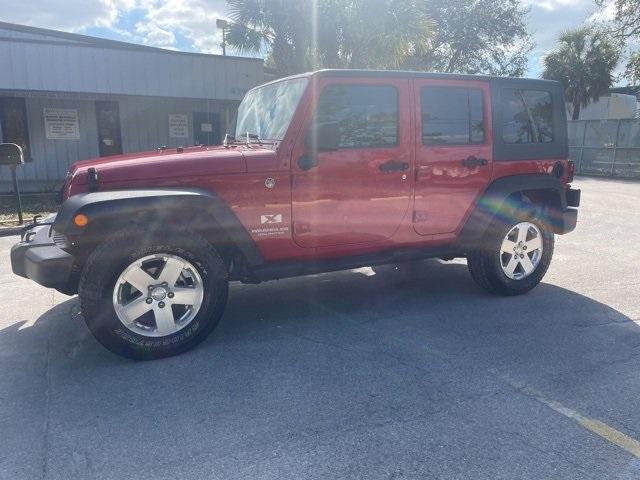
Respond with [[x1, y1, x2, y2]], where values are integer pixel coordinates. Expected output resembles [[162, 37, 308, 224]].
[[467, 217, 554, 295], [79, 231, 228, 360]]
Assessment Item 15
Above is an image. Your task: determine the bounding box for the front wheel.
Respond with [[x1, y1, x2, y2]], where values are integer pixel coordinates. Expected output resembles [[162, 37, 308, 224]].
[[467, 218, 554, 296], [79, 231, 229, 360]]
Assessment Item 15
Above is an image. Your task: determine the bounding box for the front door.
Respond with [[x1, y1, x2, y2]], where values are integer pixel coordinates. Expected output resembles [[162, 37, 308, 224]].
[[291, 78, 412, 248], [95, 101, 122, 157], [193, 112, 221, 145], [412, 79, 493, 236]]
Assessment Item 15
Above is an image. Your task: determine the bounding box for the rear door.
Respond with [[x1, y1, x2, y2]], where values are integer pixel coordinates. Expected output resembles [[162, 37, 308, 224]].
[[291, 78, 412, 248], [412, 79, 492, 236]]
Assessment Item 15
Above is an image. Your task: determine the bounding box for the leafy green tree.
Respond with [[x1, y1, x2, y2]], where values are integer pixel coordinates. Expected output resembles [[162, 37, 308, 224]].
[[543, 28, 620, 120], [224, 0, 531, 77], [596, 0, 640, 39], [595, 0, 640, 85], [625, 51, 640, 86], [405, 0, 533, 76]]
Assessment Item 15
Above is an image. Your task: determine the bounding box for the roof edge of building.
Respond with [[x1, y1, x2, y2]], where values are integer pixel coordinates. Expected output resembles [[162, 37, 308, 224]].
[[0, 21, 264, 62]]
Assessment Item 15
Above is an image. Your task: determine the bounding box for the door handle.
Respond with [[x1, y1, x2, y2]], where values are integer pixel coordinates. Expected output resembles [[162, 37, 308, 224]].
[[379, 160, 410, 173], [461, 156, 488, 168]]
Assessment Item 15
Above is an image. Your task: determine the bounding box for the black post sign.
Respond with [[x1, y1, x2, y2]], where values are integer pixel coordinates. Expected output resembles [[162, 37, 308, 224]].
[[0, 143, 25, 224]]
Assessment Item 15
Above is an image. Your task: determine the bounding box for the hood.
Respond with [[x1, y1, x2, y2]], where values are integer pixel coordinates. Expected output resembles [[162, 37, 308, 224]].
[[69, 145, 261, 186]]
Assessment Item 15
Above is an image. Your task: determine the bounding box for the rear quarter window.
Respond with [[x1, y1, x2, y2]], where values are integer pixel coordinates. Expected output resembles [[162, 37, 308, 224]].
[[502, 89, 554, 144]]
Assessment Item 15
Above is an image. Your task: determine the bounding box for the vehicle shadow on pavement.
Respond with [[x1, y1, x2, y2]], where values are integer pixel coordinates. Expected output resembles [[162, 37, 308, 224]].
[[3, 260, 640, 480]]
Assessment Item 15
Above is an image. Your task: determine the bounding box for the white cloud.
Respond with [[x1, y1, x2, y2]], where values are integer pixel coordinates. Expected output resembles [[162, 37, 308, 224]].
[[135, 22, 176, 46], [0, 0, 229, 53], [588, 0, 616, 22], [138, 0, 228, 53], [0, 0, 138, 32], [524, 0, 602, 76], [523, 0, 589, 12]]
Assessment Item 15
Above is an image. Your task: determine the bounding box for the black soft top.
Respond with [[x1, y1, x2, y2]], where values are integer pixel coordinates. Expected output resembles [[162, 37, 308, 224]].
[[258, 70, 568, 162], [260, 69, 562, 89]]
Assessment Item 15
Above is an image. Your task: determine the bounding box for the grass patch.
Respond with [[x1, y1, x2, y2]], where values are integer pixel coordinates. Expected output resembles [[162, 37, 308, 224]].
[[0, 193, 58, 226]]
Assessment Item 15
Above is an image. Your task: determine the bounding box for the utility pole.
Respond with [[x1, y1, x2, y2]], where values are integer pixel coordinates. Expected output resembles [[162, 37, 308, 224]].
[[216, 19, 228, 56]]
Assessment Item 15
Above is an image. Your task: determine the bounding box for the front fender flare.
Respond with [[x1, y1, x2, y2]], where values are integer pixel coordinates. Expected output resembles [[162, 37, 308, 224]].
[[53, 188, 264, 267]]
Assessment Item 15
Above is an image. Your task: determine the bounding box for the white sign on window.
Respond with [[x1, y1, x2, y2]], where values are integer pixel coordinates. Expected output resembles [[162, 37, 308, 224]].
[[169, 114, 189, 138], [44, 108, 80, 140]]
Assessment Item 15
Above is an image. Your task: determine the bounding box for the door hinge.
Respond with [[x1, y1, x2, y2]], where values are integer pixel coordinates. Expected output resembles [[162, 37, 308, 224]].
[[413, 211, 429, 223], [293, 221, 311, 235]]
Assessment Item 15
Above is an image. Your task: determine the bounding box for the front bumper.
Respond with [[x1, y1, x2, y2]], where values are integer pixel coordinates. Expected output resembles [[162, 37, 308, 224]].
[[10, 215, 77, 294]]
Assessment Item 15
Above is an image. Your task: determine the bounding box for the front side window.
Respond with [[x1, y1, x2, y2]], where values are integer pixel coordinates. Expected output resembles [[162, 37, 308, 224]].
[[315, 84, 398, 148], [235, 78, 308, 140], [421, 87, 485, 145], [0, 97, 30, 160], [502, 89, 554, 144]]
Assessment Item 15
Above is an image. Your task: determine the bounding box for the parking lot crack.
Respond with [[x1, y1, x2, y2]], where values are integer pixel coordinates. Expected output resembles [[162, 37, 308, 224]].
[[494, 428, 594, 476], [281, 330, 448, 376], [40, 319, 53, 480]]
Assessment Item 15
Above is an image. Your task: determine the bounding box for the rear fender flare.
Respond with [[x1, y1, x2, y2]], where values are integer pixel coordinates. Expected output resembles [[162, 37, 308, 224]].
[[460, 174, 568, 245]]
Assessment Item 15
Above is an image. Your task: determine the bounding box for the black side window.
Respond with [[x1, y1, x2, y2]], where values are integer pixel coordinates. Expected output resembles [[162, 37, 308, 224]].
[[315, 85, 398, 148], [502, 89, 554, 144], [0, 97, 30, 160], [421, 87, 485, 145]]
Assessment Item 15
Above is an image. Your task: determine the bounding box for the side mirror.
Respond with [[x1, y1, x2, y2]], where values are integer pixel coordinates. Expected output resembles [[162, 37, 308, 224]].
[[305, 122, 340, 152], [0, 143, 24, 166]]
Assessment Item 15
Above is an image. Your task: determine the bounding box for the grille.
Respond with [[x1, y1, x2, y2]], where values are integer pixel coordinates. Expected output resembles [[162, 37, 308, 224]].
[[52, 231, 69, 248]]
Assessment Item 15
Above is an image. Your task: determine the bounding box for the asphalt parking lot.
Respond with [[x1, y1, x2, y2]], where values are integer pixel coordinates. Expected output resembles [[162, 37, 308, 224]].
[[1, 176, 639, 480]]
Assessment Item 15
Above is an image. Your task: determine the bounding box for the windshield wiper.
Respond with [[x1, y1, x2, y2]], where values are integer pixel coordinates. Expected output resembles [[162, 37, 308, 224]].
[[223, 133, 278, 148]]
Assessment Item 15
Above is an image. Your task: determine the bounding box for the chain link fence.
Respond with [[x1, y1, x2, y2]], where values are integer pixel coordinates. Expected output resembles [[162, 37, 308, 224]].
[[568, 119, 640, 178]]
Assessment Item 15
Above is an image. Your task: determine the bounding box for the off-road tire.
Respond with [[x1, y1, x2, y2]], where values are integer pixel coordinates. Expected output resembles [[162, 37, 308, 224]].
[[79, 231, 228, 360], [467, 215, 554, 296]]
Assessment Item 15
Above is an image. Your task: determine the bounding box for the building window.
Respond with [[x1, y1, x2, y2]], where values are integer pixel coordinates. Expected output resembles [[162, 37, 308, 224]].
[[0, 97, 30, 160], [502, 89, 554, 144], [421, 87, 485, 145], [315, 84, 398, 148]]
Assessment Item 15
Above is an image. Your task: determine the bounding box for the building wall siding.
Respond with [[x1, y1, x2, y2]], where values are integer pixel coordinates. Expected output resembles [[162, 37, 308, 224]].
[[0, 93, 239, 192], [0, 26, 263, 101]]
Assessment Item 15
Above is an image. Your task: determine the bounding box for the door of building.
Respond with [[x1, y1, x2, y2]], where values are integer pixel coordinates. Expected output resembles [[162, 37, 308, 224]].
[[193, 112, 221, 145], [0, 97, 30, 160], [95, 101, 122, 157]]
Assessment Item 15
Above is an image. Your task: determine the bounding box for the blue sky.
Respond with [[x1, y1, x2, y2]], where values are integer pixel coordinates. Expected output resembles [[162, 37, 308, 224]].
[[0, 0, 608, 77]]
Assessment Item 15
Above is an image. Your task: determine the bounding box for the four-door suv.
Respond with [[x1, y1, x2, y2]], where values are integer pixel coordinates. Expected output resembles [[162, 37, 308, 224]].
[[11, 70, 580, 360]]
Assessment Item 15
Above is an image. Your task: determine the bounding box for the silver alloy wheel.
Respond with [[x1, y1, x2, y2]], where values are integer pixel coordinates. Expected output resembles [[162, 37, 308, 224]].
[[112, 253, 204, 337], [499, 222, 544, 280]]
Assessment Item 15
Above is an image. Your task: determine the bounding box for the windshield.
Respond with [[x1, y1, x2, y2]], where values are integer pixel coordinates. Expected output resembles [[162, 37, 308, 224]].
[[235, 78, 308, 140]]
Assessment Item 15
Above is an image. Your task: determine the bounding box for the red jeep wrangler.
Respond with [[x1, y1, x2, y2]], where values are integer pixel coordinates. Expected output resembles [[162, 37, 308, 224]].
[[11, 70, 580, 359]]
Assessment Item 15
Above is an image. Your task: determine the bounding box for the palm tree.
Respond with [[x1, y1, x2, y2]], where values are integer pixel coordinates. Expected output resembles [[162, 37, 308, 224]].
[[543, 28, 620, 120], [225, 0, 313, 75], [333, 0, 434, 69], [224, 0, 434, 75]]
